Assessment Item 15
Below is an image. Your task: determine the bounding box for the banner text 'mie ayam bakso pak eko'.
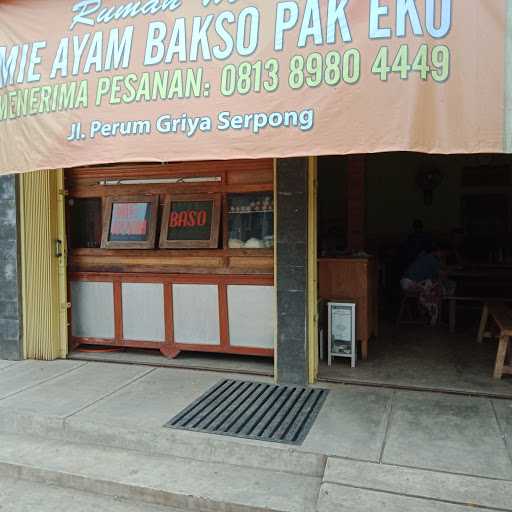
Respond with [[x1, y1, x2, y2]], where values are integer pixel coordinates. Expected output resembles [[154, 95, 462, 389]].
[[0, 0, 507, 174]]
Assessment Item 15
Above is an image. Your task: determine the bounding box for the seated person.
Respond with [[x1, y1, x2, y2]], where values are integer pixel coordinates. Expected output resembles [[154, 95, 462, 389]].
[[399, 219, 433, 271], [400, 244, 455, 325], [401, 246, 440, 290]]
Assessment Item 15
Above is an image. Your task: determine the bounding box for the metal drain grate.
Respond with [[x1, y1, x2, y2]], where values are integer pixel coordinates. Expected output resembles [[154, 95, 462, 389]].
[[165, 379, 329, 445]]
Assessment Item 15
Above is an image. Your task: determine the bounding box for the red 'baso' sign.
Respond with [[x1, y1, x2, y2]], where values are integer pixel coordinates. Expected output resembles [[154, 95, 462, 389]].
[[167, 201, 213, 241]]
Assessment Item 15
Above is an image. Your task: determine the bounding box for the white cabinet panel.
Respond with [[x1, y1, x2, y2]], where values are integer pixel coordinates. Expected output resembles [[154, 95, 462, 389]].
[[71, 281, 115, 339], [122, 283, 165, 342], [172, 284, 220, 345], [228, 285, 274, 349]]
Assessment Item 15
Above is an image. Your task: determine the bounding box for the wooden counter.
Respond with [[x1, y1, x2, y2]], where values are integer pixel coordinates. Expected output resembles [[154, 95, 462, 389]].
[[66, 160, 275, 358], [319, 257, 378, 360]]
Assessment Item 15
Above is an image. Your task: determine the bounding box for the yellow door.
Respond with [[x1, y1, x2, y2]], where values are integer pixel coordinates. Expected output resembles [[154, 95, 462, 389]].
[[307, 157, 318, 384], [19, 169, 68, 360]]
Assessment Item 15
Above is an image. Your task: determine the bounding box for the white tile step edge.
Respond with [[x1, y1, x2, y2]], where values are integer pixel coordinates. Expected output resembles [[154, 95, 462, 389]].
[[0, 409, 326, 478], [0, 476, 187, 512], [0, 432, 321, 512], [317, 483, 485, 512]]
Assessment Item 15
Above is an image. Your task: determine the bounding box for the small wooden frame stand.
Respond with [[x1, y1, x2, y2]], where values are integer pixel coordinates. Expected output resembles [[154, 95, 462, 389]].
[[327, 301, 357, 368]]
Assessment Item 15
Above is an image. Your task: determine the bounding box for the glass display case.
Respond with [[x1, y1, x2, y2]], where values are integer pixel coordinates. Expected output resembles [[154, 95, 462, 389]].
[[227, 193, 274, 249], [69, 197, 102, 249]]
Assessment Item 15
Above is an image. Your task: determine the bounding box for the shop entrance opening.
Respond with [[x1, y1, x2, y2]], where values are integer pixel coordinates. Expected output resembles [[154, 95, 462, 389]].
[[316, 152, 512, 398]]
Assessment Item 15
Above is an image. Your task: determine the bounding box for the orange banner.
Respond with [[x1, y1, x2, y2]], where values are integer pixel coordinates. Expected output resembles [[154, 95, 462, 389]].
[[0, 0, 507, 174]]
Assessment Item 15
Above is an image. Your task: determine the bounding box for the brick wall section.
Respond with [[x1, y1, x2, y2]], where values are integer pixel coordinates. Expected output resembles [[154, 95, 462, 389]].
[[0, 175, 22, 360], [276, 158, 309, 385], [346, 155, 366, 251]]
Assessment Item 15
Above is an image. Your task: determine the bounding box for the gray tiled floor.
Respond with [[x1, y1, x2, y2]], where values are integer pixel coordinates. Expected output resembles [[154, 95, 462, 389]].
[[319, 323, 512, 397], [69, 367, 261, 429], [382, 391, 512, 479], [0, 360, 19, 371], [0, 360, 85, 400], [492, 399, 512, 460], [0, 362, 151, 418], [0, 360, 511, 481], [302, 386, 392, 461]]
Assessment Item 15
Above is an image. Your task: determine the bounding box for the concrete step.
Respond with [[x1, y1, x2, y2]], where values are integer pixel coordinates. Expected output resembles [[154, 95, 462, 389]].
[[317, 483, 491, 512], [0, 408, 326, 478], [319, 457, 512, 512], [0, 476, 185, 512], [0, 432, 321, 512]]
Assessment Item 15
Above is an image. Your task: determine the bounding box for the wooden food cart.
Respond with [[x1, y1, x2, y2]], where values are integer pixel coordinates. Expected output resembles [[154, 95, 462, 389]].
[[66, 159, 275, 359], [319, 257, 378, 360]]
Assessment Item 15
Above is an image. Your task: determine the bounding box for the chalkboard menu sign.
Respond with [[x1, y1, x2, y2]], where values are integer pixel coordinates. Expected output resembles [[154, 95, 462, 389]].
[[160, 194, 221, 249], [101, 195, 158, 249]]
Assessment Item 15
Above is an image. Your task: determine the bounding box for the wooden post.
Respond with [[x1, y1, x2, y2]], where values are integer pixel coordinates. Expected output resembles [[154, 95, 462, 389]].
[[346, 155, 366, 251], [494, 335, 510, 379], [307, 157, 318, 385], [477, 303, 489, 343]]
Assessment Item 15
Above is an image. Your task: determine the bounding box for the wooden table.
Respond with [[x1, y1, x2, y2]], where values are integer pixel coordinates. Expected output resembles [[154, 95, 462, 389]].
[[447, 267, 512, 283], [445, 265, 512, 332], [477, 302, 512, 379], [445, 296, 512, 333], [445, 267, 512, 332]]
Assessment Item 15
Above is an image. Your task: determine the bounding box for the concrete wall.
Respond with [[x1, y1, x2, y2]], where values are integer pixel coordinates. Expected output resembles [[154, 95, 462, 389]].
[[365, 153, 512, 246], [0, 175, 22, 360], [366, 153, 462, 242], [317, 152, 512, 255], [318, 156, 347, 253]]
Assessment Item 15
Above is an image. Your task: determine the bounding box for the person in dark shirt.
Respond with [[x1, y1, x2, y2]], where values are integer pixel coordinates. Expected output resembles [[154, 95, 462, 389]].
[[400, 219, 434, 271], [401, 246, 441, 289], [400, 244, 455, 325], [404, 251, 440, 282]]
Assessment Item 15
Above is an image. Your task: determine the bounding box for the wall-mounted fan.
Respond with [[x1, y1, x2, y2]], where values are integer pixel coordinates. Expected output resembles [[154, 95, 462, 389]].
[[416, 167, 443, 206]]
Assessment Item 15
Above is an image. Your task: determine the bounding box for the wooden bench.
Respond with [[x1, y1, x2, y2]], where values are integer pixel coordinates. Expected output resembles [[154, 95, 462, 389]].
[[478, 302, 512, 379]]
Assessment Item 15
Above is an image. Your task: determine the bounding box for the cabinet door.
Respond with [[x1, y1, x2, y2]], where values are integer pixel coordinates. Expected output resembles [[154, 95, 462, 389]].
[[122, 283, 165, 342], [227, 285, 274, 349], [71, 281, 115, 340], [172, 284, 221, 345]]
